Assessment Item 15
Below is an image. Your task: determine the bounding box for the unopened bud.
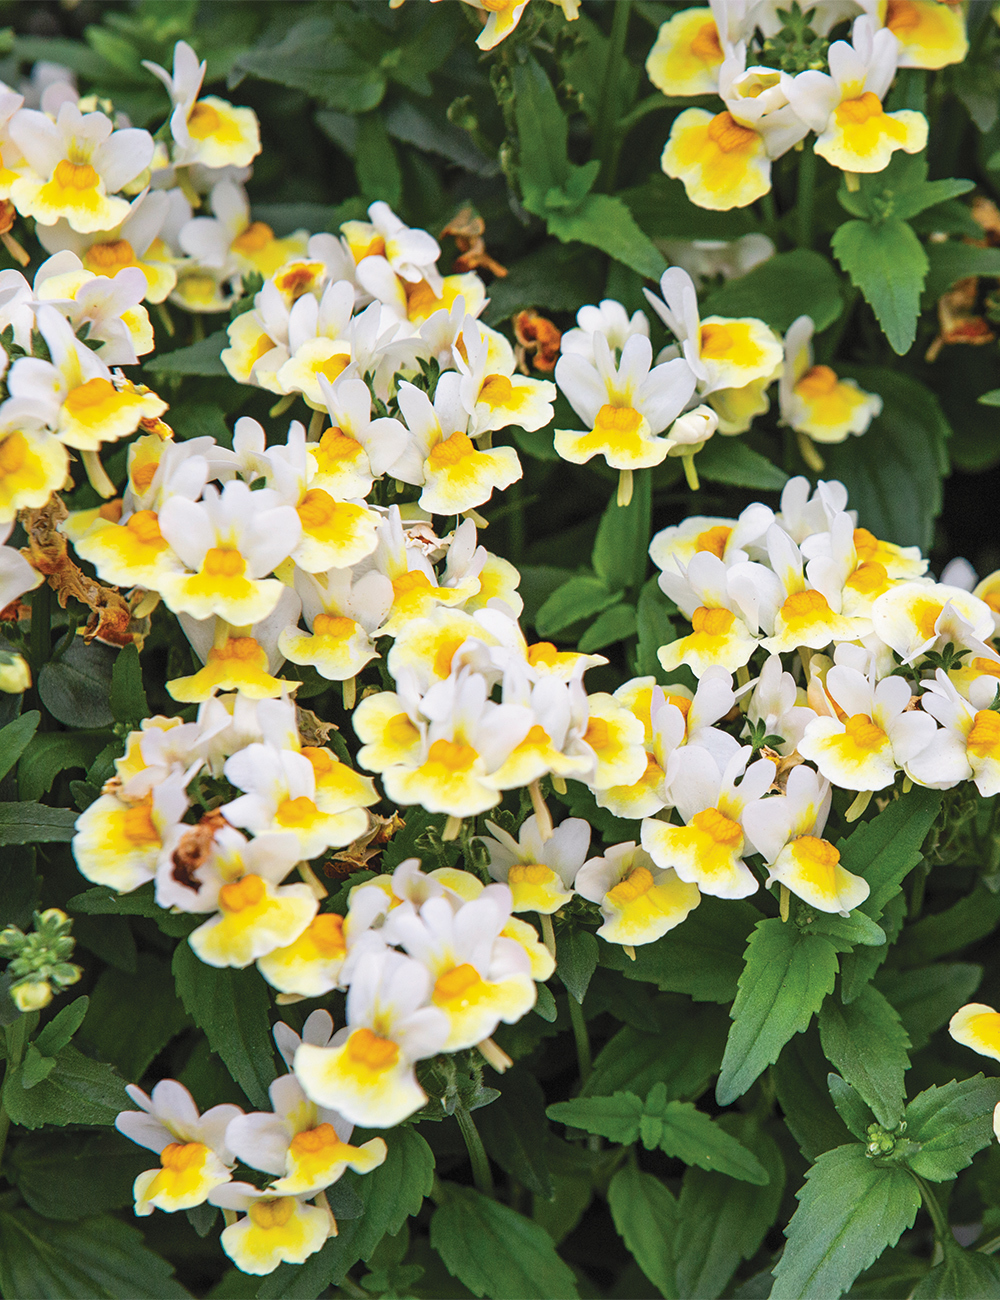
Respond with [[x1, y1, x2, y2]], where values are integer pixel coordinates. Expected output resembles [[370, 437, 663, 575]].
[[0, 652, 30, 694], [12, 980, 52, 1012], [667, 404, 719, 449]]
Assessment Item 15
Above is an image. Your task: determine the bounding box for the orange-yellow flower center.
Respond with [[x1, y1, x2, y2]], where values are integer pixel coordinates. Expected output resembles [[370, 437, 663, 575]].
[[584, 717, 610, 750], [232, 221, 275, 255], [606, 865, 655, 905], [837, 91, 883, 124], [124, 510, 163, 544], [385, 712, 420, 747], [187, 100, 224, 138], [0, 433, 27, 476], [307, 912, 347, 958], [428, 430, 476, 469], [219, 873, 266, 912], [297, 488, 338, 530], [276, 795, 319, 826], [160, 1141, 205, 1171], [846, 561, 888, 594], [781, 588, 832, 621], [130, 460, 159, 493], [63, 377, 118, 416], [690, 19, 724, 61], [54, 159, 99, 190], [695, 525, 732, 559], [478, 374, 513, 406], [122, 798, 159, 845], [84, 239, 136, 274], [289, 1122, 340, 1158], [691, 806, 743, 846], [315, 426, 360, 466], [795, 364, 840, 397], [968, 709, 1000, 757], [202, 547, 246, 578], [207, 636, 265, 664], [426, 737, 477, 771], [705, 111, 758, 152], [312, 613, 356, 639], [508, 863, 553, 886], [434, 962, 481, 1001], [593, 404, 643, 437], [347, 1027, 399, 1070], [691, 605, 736, 636], [248, 1197, 295, 1229], [843, 713, 887, 752], [886, 0, 921, 34]]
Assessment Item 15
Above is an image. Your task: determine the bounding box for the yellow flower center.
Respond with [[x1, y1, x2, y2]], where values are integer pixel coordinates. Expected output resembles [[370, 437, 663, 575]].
[[122, 798, 159, 845], [317, 353, 351, 383], [478, 374, 513, 407], [404, 279, 439, 318], [594, 404, 643, 437], [386, 711, 420, 747], [781, 588, 832, 623], [666, 693, 693, 719], [792, 836, 842, 888], [187, 100, 224, 138], [886, 0, 921, 34], [695, 525, 732, 558], [426, 737, 477, 772], [690, 19, 723, 61], [276, 796, 319, 827], [84, 239, 136, 274], [843, 713, 887, 752], [705, 111, 758, 153], [207, 636, 263, 664], [584, 717, 610, 750], [315, 426, 361, 466], [203, 547, 246, 578], [302, 746, 334, 777], [527, 642, 560, 667], [160, 1141, 205, 1172], [690, 806, 743, 846], [308, 912, 347, 958], [312, 613, 356, 639], [126, 510, 163, 543], [910, 597, 944, 641], [846, 560, 888, 594], [837, 91, 883, 124], [509, 863, 552, 886], [232, 221, 275, 254], [289, 1122, 340, 1158], [354, 235, 387, 262], [606, 865, 655, 905], [248, 1197, 295, 1230], [852, 528, 880, 562], [297, 488, 338, 530], [54, 159, 99, 190], [273, 261, 325, 301], [428, 429, 476, 469], [434, 962, 481, 1001], [699, 322, 737, 358], [63, 377, 118, 417], [433, 635, 466, 680], [974, 657, 1000, 679], [0, 433, 27, 476], [347, 1027, 399, 1070], [219, 873, 266, 912], [968, 710, 1000, 757], [795, 364, 839, 397], [130, 460, 159, 493], [691, 606, 736, 636]]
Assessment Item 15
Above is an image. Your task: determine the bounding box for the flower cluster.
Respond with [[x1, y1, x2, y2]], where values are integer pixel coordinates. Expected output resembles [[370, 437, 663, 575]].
[[0, 908, 82, 1011], [648, 1, 966, 209]]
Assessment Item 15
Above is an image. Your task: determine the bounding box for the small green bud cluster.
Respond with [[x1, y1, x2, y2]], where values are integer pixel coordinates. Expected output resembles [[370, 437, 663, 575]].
[[0, 908, 82, 1012]]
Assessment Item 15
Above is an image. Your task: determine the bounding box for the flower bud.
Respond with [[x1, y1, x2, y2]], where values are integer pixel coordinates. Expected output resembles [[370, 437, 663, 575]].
[[12, 980, 53, 1013], [0, 653, 31, 694], [667, 404, 719, 448]]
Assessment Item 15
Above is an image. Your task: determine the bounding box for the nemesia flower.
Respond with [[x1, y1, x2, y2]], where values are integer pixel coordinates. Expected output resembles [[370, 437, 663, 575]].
[[656, 550, 766, 676], [660, 233, 775, 286], [10, 101, 153, 232], [72, 770, 189, 894], [780, 316, 883, 445], [33, 251, 154, 365], [210, 1183, 330, 1275], [742, 764, 870, 914], [907, 671, 1000, 796], [144, 40, 261, 170], [863, 0, 968, 69], [489, 671, 601, 790], [226, 1071, 386, 1196], [649, 501, 774, 573], [180, 181, 308, 281], [480, 813, 590, 913], [782, 17, 928, 173], [115, 1079, 241, 1216], [279, 568, 390, 683], [559, 299, 650, 365], [949, 1002, 1000, 1064], [870, 581, 997, 665], [743, 654, 817, 755], [311, 374, 408, 498], [646, 7, 726, 96], [385, 886, 536, 1049], [294, 949, 450, 1127], [575, 841, 700, 945], [759, 521, 873, 654], [641, 745, 775, 898], [455, 320, 556, 438]]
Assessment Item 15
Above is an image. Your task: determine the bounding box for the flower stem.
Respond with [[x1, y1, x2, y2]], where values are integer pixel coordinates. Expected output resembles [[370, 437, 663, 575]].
[[0, 1016, 29, 1177], [567, 994, 592, 1083], [540, 912, 556, 959], [595, 0, 632, 188], [456, 1105, 494, 1198], [30, 581, 52, 677], [682, 454, 699, 491], [910, 1171, 950, 1258], [796, 143, 817, 249], [617, 469, 634, 508]]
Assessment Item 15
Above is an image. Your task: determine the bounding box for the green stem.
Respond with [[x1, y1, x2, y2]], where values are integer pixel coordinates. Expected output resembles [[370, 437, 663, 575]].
[[910, 1171, 950, 1254], [594, 0, 631, 188], [334, 1277, 369, 1299], [0, 1016, 28, 1179], [979, 1234, 1000, 1255], [456, 1105, 494, 1198], [796, 144, 817, 250], [29, 580, 51, 678], [909, 861, 930, 920], [567, 995, 592, 1083]]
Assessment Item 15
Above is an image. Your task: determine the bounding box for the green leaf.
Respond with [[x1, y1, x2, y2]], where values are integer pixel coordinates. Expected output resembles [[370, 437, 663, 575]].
[[841, 893, 907, 1006], [21, 1043, 57, 1089], [172, 942, 275, 1108], [696, 439, 788, 491], [818, 984, 910, 1128], [7, 1130, 150, 1220], [35, 995, 89, 1056], [827, 1073, 876, 1141], [897, 883, 1000, 965], [773, 1025, 856, 1161], [430, 1185, 580, 1300], [78, 954, 189, 1080], [0, 710, 38, 784], [579, 603, 637, 652], [547, 1091, 645, 1144], [674, 1117, 786, 1300], [2, 1043, 129, 1128], [19, 730, 110, 802], [555, 925, 599, 1003], [831, 217, 928, 354], [547, 192, 668, 280], [656, 1100, 769, 1183], [534, 575, 622, 637], [581, 998, 729, 1100], [840, 789, 943, 921], [234, 14, 385, 111], [38, 635, 115, 728], [877, 962, 982, 1050], [912, 1244, 1000, 1298], [800, 909, 886, 950], [980, 388, 1000, 407], [636, 578, 674, 680], [592, 470, 651, 592], [925, 242, 1000, 302], [823, 372, 949, 552], [0, 1206, 191, 1298], [904, 1074, 1000, 1182], [607, 1165, 678, 1299], [701, 249, 843, 333], [477, 1069, 553, 1198], [512, 55, 569, 210], [841, 153, 973, 224], [621, 174, 758, 241], [144, 331, 230, 376], [0, 802, 79, 845], [382, 100, 499, 178], [717, 921, 839, 1106], [109, 644, 148, 726], [770, 1145, 921, 1300], [354, 112, 402, 208]]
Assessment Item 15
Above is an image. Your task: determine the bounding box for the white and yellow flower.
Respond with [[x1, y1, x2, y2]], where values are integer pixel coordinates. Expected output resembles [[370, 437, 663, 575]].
[[144, 40, 261, 170], [310, 373, 409, 498], [646, 8, 726, 96], [480, 813, 590, 913], [649, 502, 774, 573], [211, 1184, 330, 1276], [72, 771, 189, 894], [560, 299, 650, 366], [456, 320, 556, 438], [575, 841, 700, 946], [859, 0, 967, 68], [279, 569, 390, 684], [949, 1002, 1000, 1064], [907, 670, 1000, 795], [656, 550, 765, 676], [33, 250, 154, 366], [294, 949, 450, 1128], [743, 653, 817, 755], [780, 314, 882, 450], [759, 521, 873, 653], [871, 580, 997, 665], [180, 180, 308, 281]]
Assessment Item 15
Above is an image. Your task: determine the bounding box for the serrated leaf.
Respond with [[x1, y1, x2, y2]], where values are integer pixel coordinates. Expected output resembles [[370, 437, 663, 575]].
[[801, 909, 886, 950], [770, 1144, 920, 1299], [581, 999, 729, 1100], [431, 1185, 580, 1299], [716, 921, 839, 1106], [547, 1091, 644, 1144], [701, 249, 843, 333], [18, 730, 109, 802], [145, 331, 230, 376], [21, 1043, 57, 1089], [818, 984, 910, 1128], [674, 1117, 786, 1300], [897, 883, 1000, 965], [877, 962, 982, 1050], [592, 470, 651, 592], [172, 942, 275, 1108], [579, 603, 637, 652], [773, 1026, 855, 1161], [547, 191, 667, 280], [0, 709, 38, 784], [555, 925, 598, 1003], [0, 801, 79, 845], [0, 1206, 191, 1298], [912, 1244, 1000, 1298], [837, 787, 943, 921], [904, 1074, 1000, 1182], [234, 14, 385, 112], [925, 242, 1000, 302], [7, 1130, 150, 1221], [109, 643, 148, 725], [534, 575, 621, 637], [477, 1069, 553, 1197], [607, 1164, 678, 1299], [35, 995, 89, 1056], [696, 438, 788, 491], [828, 1073, 876, 1141], [831, 217, 928, 354], [2, 1044, 129, 1128], [512, 55, 568, 210], [658, 1101, 769, 1183]]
